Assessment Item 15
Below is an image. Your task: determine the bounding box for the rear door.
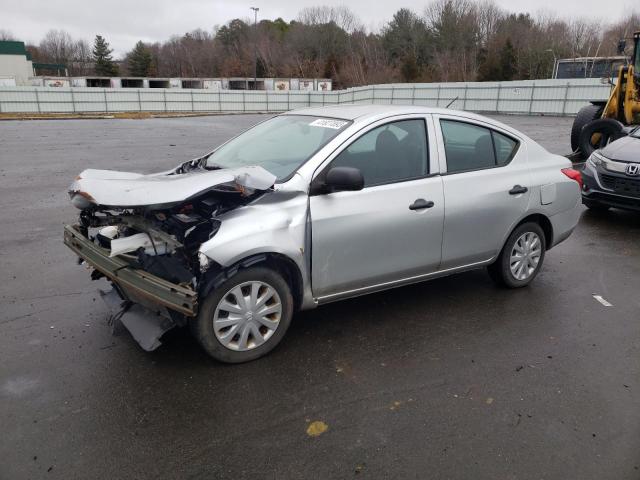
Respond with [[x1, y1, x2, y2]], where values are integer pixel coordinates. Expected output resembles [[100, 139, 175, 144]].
[[435, 115, 531, 268], [309, 116, 444, 299]]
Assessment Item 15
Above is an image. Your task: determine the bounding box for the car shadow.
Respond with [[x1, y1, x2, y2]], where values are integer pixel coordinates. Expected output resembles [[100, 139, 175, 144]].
[[86, 266, 571, 434], [580, 206, 640, 233], [152, 267, 543, 371]]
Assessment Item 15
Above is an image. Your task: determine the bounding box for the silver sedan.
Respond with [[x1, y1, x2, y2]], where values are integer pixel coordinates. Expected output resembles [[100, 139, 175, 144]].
[[65, 105, 583, 363]]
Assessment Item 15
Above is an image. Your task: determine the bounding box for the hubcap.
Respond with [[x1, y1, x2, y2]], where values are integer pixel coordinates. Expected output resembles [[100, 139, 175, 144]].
[[509, 232, 542, 281], [213, 281, 282, 351]]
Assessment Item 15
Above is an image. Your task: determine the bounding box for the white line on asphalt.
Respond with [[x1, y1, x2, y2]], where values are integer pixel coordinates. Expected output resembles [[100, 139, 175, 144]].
[[592, 295, 613, 307]]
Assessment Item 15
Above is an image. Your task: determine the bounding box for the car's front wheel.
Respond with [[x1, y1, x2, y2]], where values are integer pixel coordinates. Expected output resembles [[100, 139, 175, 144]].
[[193, 266, 294, 363], [488, 222, 546, 288]]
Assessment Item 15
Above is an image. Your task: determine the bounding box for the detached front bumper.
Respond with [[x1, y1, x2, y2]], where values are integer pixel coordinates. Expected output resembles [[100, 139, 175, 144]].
[[63, 224, 198, 317]]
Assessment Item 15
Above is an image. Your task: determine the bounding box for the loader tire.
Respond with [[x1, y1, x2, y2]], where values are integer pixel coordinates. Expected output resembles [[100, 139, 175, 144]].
[[578, 118, 625, 159], [571, 104, 602, 154]]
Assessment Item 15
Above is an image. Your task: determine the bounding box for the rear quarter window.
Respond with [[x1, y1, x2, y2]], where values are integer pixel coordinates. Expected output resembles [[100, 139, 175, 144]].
[[440, 119, 520, 173], [493, 131, 518, 165]]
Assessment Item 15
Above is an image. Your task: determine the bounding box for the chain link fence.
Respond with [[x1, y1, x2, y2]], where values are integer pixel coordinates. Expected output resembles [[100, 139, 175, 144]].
[[0, 78, 611, 116]]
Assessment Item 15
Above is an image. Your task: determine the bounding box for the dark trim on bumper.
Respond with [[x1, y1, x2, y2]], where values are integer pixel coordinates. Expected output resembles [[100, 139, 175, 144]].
[[64, 224, 197, 316], [582, 192, 640, 212]]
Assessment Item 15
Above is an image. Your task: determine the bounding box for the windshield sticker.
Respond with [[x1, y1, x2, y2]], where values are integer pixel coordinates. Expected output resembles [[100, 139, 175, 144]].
[[309, 119, 348, 129]]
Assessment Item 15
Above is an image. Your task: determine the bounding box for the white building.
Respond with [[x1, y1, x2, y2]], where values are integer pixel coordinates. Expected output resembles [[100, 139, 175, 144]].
[[0, 41, 34, 86]]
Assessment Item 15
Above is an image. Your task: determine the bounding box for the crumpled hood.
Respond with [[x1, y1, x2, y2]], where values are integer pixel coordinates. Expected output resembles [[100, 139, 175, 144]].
[[69, 165, 276, 208], [600, 135, 640, 163]]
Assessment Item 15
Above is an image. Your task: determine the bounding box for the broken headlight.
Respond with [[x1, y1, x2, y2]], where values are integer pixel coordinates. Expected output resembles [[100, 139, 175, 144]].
[[70, 191, 96, 210], [198, 251, 212, 273]]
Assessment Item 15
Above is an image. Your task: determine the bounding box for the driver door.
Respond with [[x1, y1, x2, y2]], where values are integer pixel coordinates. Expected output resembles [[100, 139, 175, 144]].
[[309, 116, 444, 299]]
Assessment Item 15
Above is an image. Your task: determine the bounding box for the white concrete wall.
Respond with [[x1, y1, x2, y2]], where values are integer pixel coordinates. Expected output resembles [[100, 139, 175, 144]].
[[0, 76, 17, 86], [0, 79, 611, 115]]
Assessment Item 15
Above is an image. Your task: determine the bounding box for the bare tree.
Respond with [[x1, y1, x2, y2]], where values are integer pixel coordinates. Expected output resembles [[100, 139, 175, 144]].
[[298, 6, 362, 33], [476, 1, 504, 45], [38, 30, 76, 64], [425, 0, 481, 81], [567, 19, 602, 57], [0, 29, 15, 41], [601, 11, 640, 56]]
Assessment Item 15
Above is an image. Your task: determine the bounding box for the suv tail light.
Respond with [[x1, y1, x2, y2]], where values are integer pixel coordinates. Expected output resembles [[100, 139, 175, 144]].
[[561, 168, 583, 190]]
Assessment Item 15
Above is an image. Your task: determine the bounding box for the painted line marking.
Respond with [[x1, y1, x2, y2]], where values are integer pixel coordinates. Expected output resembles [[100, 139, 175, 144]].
[[592, 295, 613, 307]]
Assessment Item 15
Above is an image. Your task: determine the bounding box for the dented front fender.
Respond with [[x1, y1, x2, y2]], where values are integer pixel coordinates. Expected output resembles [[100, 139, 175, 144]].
[[198, 184, 315, 309]]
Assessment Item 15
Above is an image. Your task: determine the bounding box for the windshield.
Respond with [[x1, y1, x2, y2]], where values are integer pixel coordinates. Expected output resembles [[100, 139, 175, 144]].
[[206, 115, 350, 180]]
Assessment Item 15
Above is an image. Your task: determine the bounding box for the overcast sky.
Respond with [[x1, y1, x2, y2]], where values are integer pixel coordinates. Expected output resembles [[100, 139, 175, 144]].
[[1, 0, 632, 57]]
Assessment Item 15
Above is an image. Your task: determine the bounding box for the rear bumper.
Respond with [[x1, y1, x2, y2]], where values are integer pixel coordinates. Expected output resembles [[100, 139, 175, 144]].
[[63, 224, 197, 317], [549, 197, 582, 248]]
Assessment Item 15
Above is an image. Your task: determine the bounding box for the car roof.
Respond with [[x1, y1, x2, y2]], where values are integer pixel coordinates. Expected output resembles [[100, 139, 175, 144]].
[[287, 104, 477, 121], [285, 104, 525, 139]]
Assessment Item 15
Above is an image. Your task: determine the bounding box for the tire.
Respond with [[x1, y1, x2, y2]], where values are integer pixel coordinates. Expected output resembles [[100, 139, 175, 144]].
[[571, 104, 602, 153], [488, 222, 546, 288], [193, 266, 294, 363], [583, 199, 609, 212], [577, 118, 625, 159]]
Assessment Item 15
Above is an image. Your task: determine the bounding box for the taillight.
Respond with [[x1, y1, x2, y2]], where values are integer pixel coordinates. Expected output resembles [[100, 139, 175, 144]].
[[561, 168, 583, 190]]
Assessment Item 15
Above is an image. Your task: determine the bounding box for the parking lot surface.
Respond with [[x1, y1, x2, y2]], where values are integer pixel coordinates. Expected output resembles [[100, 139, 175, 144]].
[[1, 114, 639, 479]]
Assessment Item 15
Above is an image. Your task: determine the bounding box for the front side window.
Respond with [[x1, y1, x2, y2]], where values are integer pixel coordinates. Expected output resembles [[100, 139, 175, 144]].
[[206, 115, 350, 180], [440, 119, 519, 173], [330, 119, 429, 187]]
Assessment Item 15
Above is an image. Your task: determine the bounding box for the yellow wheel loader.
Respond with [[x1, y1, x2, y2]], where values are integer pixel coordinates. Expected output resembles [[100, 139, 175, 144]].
[[571, 31, 640, 158]]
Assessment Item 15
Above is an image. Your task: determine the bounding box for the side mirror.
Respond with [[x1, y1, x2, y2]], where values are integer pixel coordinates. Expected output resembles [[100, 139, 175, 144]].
[[617, 39, 626, 55], [323, 166, 364, 193]]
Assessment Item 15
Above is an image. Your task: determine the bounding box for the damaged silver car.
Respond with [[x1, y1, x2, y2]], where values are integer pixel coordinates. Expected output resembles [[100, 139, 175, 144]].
[[65, 106, 582, 363]]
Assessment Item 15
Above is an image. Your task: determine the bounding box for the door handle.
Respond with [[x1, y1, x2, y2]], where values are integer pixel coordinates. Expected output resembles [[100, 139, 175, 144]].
[[509, 185, 528, 195], [409, 199, 434, 210]]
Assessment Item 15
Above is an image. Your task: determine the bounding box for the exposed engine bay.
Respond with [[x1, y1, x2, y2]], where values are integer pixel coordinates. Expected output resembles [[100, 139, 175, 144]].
[[65, 159, 280, 351], [80, 193, 222, 286], [70, 161, 277, 290], [65, 160, 279, 353]]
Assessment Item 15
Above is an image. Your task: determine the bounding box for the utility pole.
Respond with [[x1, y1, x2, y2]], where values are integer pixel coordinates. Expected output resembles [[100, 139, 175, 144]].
[[250, 6, 259, 90], [545, 49, 557, 79]]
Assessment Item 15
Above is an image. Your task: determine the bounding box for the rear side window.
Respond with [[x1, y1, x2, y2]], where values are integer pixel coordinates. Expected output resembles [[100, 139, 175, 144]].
[[440, 120, 519, 173]]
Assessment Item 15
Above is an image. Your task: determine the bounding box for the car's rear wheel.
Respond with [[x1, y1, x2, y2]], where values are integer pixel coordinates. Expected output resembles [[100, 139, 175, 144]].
[[193, 266, 293, 363], [488, 222, 546, 288]]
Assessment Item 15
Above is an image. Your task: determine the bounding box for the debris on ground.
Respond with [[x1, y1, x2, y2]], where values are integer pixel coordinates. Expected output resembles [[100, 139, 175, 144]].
[[306, 421, 328, 437], [592, 294, 613, 307]]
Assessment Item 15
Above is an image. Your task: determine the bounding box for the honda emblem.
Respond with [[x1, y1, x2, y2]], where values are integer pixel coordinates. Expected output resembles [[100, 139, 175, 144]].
[[625, 164, 639, 176]]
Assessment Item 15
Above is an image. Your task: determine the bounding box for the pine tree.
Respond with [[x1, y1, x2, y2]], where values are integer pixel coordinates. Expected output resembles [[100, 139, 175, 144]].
[[499, 39, 517, 81], [400, 53, 420, 82], [127, 41, 152, 77], [92, 35, 118, 76]]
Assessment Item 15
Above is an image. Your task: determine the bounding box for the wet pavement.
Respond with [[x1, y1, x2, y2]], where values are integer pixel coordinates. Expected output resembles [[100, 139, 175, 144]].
[[1, 114, 639, 479]]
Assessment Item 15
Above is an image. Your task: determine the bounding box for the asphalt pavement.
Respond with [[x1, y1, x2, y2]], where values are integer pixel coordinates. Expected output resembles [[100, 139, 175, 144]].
[[1, 113, 639, 479]]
